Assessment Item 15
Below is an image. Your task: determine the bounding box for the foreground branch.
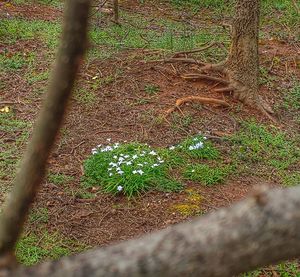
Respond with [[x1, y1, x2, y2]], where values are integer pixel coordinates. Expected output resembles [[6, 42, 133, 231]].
[[12, 186, 300, 277], [0, 0, 90, 261]]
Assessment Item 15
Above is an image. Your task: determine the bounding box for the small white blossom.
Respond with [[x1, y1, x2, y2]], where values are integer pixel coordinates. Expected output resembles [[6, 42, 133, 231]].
[[132, 155, 138, 159], [137, 170, 144, 175], [132, 170, 137, 174], [117, 185, 123, 191], [191, 169, 195, 173], [169, 146, 175, 150], [109, 173, 113, 176], [149, 151, 157, 155], [126, 161, 132, 165], [107, 138, 111, 142], [137, 163, 143, 167], [117, 170, 124, 175]]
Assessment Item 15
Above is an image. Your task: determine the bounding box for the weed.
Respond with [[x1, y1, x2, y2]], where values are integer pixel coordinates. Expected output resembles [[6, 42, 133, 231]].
[[29, 208, 49, 224], [144, 84, 160, 95], [74, 88, 96, 107], [16, 231, 87, 266], [229, 120, 300, 184], [172, 203, 201, 216], [47, 173, 74, 185], [177, 135, 220, 159], [184, 164, 231, 186], [283, 83, 300, 110], [83, 142, 182, 197]]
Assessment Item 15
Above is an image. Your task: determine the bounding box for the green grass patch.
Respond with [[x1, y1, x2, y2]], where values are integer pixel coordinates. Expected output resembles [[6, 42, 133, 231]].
[[29, 208, 49, 224], [0, 113, 30, 192], [283, 83, 300, 110], [229, 120, 300, 182], [16, 231, 87, 266], [82, 135, 225, 197], [74, 88, 97, 107], [83, 142, 182, 197], [184, 164, 231, 186], [0, 18, 61, 48], [47, 173, 75, 186]]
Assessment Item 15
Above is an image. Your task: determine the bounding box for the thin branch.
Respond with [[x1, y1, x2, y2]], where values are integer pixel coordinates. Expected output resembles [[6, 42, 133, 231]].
[[0, 0, 90, 263], [11, 186, 300, 277]]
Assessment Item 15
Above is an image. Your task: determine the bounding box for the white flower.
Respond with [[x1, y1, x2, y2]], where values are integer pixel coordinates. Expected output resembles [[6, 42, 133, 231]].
[[92, 150, 98, 155], [144, 162, 148, 165], [126, 161, 132, 165], [149, 150, 157, 155], [188, 145, 195, 150], [132, 170, 137, 174], [132, 155, 138, 159], [191, 169, 195, 173], [169, 146, 175, 150], [137, 170, 144, 175], [118, 157, 124, 162], [117, 185, 123, 191], [108, 168, 112, 171], [203, 136, 207, 140], [117, 170, 124, 175], [140, 153, 145, 157], [109, 173, 113, 176], [107, 138, 111, 142], [158, 160, 164, 163], [124, 155, 129, 158], [113, 155, 118, 159], [137, 163, 143, 167], [97, 144, 102, 147], [151, 163, 159, 168], [193, 137, 199, 141]]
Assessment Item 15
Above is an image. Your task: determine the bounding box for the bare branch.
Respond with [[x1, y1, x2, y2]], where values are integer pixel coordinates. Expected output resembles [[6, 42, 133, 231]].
[[0, 0, 91, 263], [10, 186, 300, 277]]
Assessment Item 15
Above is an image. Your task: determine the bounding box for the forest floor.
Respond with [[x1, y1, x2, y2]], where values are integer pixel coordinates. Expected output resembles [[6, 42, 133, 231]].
[[0, 0, 300, 275]]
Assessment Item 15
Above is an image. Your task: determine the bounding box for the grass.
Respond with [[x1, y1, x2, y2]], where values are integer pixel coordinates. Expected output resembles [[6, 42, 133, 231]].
[[29, 208, 49, 224], [144, 84, 160, 95], [229, 120, 300, 185], [184, 164, 232, 186], [47, 173, 75, 186], [16, 230, 87, 266], [83, 142, 183, 197], [74, 88, 97, 107], [0, 113, 30, 195], [243, 262, 300, 277], [82, 135, 226, 197]]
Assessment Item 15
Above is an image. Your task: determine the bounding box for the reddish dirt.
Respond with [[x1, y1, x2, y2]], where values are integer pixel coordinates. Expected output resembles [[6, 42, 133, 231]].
[[0, 1, 299, 271], [0, 1, 62, 21]]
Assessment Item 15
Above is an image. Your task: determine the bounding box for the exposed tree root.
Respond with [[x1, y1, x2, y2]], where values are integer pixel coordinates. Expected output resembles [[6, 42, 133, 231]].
[[166, 96, 230, 115], [181, 73, 230, 85], [164, 59, 276, 122]]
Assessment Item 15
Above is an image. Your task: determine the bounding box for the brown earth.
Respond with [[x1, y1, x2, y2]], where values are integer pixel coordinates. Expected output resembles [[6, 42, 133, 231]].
[[0, 0, 299, 273]]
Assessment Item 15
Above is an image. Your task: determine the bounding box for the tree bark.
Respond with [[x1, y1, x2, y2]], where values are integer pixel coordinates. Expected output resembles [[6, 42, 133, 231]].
[[227, 0, 260, 104], [0, 0, 90, 266], [8, 186, 300, 277], [113, 0, 119, 23]]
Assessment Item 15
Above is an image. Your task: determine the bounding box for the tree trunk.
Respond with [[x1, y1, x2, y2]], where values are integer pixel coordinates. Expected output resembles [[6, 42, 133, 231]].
[[227, 0, 260, 104]]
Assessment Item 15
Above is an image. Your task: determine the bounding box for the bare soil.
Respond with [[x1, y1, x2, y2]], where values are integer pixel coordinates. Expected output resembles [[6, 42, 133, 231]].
[[1, 0, 299, 268]]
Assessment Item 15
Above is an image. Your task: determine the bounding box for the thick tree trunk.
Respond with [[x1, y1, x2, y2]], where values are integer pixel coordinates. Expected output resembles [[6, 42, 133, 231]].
[[227, 0, 260, 103], [8, 186, 300, 277]]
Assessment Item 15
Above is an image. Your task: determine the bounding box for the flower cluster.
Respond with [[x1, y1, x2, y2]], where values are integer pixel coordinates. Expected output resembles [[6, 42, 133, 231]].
[[89, 140, 167, 194], [168, 135, 207, 152]]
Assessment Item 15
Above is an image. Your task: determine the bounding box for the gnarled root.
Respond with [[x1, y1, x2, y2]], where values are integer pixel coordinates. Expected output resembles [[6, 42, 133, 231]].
[[166, 96, 230, 115]]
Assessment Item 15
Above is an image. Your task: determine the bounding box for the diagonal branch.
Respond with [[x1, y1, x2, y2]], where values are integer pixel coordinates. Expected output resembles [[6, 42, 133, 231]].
[[0, 0, 91, 263], [10, 186, 300, 277]]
